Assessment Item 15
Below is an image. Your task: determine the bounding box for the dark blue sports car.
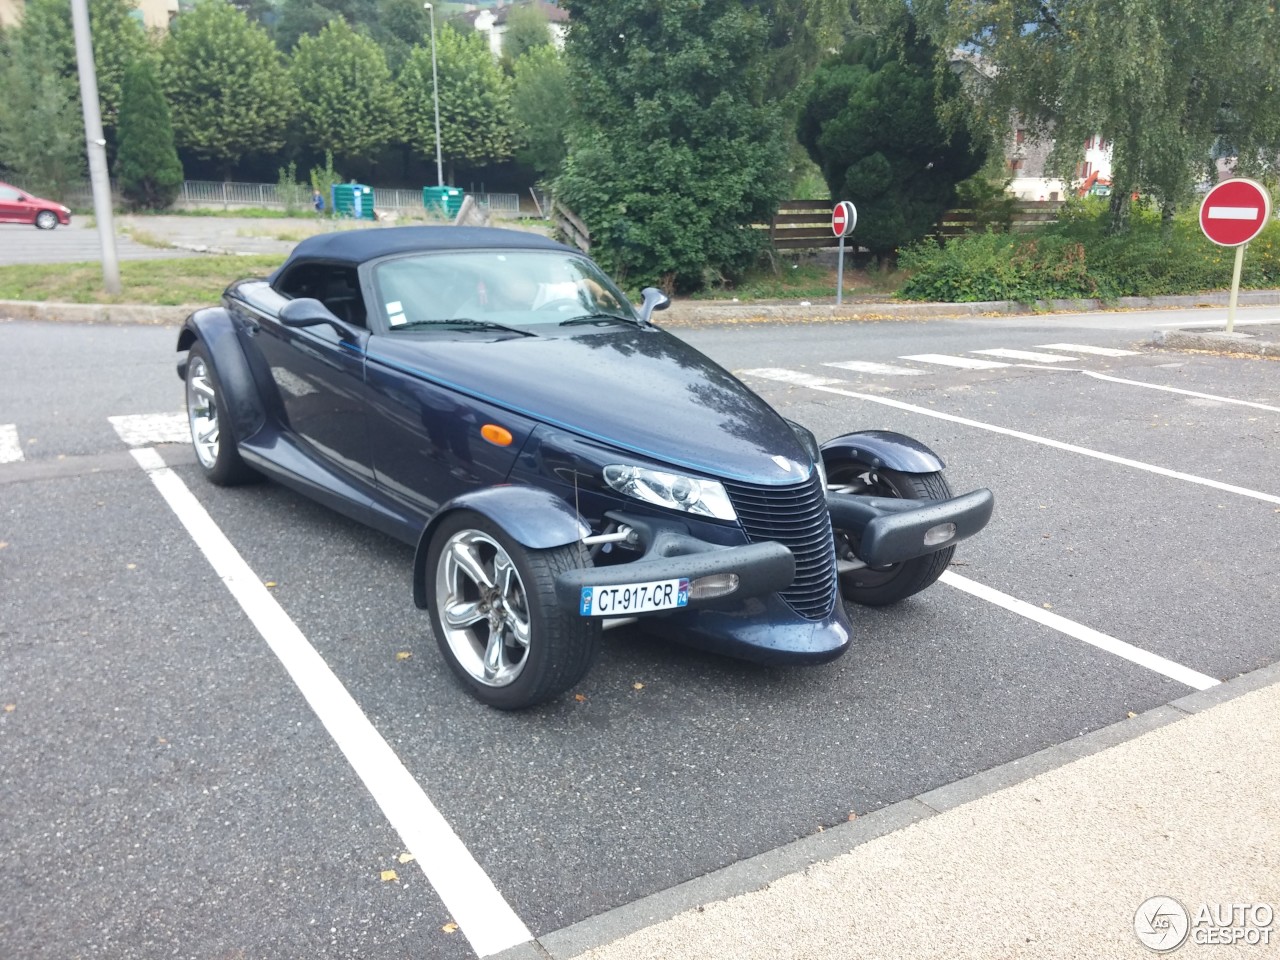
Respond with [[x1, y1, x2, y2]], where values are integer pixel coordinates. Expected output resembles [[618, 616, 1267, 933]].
[[177, 226, 993, 708]]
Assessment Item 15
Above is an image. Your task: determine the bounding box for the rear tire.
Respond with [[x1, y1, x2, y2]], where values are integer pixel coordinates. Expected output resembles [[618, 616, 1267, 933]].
[[185, 342, 258, 486], [426, 510, 601, 709], [830, 465, 955, 607]]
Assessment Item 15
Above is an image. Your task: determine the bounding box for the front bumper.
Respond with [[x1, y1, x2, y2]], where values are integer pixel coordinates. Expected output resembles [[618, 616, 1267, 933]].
[[554, 518, 795, 611], [553, 513, 852, 665], [827, 487, 994, 565]]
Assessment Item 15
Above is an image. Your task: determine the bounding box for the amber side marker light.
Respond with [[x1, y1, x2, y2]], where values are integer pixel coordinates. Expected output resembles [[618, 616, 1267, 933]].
[[481, 424, 514, 447]]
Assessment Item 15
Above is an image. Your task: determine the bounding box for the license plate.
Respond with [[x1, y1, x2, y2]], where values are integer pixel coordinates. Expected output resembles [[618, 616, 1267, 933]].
[[580, 578, 689, 617]]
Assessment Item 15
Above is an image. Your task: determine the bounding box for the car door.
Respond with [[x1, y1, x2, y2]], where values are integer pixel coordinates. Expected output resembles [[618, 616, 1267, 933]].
[[0, 185, 26, 223], [236, 265, 374, 485], [359, 255, 537, 517]]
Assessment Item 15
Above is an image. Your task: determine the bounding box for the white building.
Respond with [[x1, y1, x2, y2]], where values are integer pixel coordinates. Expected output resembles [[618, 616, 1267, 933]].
[[460, 1, 568, 59]]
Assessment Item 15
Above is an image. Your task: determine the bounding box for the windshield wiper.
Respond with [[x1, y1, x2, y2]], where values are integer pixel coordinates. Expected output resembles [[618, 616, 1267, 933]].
[[558, 313, 643, 327], [397, 317, 538, 337]]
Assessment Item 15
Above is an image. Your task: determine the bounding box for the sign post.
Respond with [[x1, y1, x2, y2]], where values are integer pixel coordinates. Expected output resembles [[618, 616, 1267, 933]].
[[1199, 178, 1272, 334], [831, 201, 857, 305]]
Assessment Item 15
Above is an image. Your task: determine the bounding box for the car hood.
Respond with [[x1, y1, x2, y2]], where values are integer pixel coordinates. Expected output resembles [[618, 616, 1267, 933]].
[[365, 326, 813, 484]]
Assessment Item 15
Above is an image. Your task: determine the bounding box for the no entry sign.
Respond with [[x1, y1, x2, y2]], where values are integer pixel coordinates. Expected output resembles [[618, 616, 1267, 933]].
[[832, 201, 857, 238], [1199, 178, 1272, 247]]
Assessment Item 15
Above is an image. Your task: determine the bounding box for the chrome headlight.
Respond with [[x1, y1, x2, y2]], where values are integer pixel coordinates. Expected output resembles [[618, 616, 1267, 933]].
[[602, 464, 737, 521]]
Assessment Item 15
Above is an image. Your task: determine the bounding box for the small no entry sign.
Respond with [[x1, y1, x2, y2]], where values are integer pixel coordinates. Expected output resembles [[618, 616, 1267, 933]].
[[832, 201, 856, 238], [1199, 179, 1272, 247]]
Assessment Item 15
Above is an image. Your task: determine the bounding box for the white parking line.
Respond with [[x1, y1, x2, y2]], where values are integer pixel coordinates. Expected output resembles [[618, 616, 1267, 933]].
[[0, 423, 23, 463], [900, 354, 1011, 369], [824, 360, 926, 376], [941, 572, 1219, 690], [1080, 371, 1280, 413], [972, 348, 1080, 362], [1036, 343, 1139, 357], [740, 369, 1280, 505], [108, 412, 189, 447], [127, 446, 532, 958]]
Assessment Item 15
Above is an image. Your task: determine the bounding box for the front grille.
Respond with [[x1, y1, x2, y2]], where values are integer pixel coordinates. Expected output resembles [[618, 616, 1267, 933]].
[[723, 473, 837, 620]]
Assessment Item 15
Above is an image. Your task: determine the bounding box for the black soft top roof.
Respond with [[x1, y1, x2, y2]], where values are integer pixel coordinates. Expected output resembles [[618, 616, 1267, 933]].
[[277, 225, 573, 272]]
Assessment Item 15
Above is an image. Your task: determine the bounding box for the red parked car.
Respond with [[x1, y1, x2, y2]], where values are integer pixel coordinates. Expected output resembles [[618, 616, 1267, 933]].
[[0, 181, 72, 230]]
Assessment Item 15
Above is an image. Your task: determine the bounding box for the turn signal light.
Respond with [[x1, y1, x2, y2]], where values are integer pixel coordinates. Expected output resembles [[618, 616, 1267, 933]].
[[688, 573, 739, 600], [923, 522, 956, 546], [481, 424, 513, 447]]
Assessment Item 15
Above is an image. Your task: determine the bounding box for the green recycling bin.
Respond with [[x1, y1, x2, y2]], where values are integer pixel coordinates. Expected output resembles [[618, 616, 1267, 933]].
[[423, 185, 464, 219], [332, 183, 376, 220]]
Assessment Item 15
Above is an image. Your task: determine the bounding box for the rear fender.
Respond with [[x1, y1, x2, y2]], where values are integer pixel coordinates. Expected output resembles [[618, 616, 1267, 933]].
[[821, 430, 945, 474], [413, 486, 590, 608], [177, 307, 265, 443]]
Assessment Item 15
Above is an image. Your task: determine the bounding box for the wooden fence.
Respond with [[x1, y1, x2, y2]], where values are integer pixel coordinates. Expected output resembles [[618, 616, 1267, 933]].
[[770, 199, 1065, 250]]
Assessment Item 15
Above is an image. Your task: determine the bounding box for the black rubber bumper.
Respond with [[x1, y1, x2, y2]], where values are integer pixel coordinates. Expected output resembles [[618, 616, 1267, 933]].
[[554, 528, 795, 612], [827, 488, 994, 566]]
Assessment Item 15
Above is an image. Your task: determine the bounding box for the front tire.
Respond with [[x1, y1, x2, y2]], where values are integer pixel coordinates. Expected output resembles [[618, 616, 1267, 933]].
[[829, 465, 955, 607], [185, 342, 258, 486], [426, 511, 601, 709], [34, 210, 59, 230]]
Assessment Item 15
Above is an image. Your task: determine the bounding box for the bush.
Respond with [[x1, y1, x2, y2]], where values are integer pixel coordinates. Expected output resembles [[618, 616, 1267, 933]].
[[898, 203, 1280, 302], [115, 60, 183, 211]]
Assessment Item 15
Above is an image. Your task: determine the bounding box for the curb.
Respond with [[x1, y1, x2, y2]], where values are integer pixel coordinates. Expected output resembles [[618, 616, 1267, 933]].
[[6, 289, 1280, 330], [0, 299, 200, 326], [661, 289, 1280, 326], [1153, 328, 1280, 357], [493, 658, 1280, 960]]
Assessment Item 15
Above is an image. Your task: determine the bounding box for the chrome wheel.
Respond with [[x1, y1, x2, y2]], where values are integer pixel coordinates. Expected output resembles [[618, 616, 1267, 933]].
[[434, 529, 532, 688], [186, 353, 219, 469], [35, 211, 58, 230]]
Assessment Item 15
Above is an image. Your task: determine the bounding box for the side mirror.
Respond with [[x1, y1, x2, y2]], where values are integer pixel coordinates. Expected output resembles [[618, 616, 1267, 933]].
[[638, 286, 670, 324], [280, 297, 359, 339]]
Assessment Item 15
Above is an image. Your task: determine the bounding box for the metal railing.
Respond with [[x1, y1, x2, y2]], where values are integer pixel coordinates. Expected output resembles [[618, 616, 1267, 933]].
[[176, 180, 523, 215]]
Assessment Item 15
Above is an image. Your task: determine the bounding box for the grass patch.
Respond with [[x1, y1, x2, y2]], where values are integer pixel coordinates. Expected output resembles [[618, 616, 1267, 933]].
[[169, 207, 309, 219], [0, 255, 284, 305], [691, 260, 903, 301], [235, 226, 315, 242]]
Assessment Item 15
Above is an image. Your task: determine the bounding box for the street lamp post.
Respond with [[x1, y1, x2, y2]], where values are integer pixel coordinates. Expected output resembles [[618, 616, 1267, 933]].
[[424, 3, 444, 187], [70, 0, 120, 294]]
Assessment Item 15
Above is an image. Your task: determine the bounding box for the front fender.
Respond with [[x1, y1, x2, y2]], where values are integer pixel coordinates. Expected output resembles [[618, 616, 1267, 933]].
[[821, 430, 945, 474], [412, 485, 590, 608], [176, 307, 265, 444]]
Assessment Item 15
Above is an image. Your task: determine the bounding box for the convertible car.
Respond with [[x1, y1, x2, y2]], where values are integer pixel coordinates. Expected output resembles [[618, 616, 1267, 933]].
[[177, 226, 993, 709]]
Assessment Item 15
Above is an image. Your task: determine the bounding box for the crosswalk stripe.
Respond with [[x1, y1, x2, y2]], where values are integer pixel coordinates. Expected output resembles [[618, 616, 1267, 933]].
[[900, 354, 1010, 369], [0, 423, 23, 463], [823, 360, 926, 376], [1036, 343, 1139, 357], [971, 348, 1080, 362]]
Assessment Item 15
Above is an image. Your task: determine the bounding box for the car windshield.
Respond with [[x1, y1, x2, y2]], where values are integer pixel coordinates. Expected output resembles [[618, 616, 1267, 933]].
[[372, 249, 637, 331]]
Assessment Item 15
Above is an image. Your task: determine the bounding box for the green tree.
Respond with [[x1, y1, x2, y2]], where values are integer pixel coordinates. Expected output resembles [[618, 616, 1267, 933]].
[[368, 0, 429, 73], [887, 0, 1280, 233], [1, 0, 149, 139], [0, 52, 85, 197], [510, 44, 569, 177], [272, 0, 377, 50], [555, 0, 788, 291], [161, 0, 296, 176], [797, 19, 985, 261], [115, 59, 184, 209], [500, 4, 551, 72], [399, 25, 513, 179], [291, 19, 401, 166]]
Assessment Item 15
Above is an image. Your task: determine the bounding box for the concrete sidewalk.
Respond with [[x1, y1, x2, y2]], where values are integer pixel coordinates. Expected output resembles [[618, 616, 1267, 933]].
[[506, 664, 1280, 960]]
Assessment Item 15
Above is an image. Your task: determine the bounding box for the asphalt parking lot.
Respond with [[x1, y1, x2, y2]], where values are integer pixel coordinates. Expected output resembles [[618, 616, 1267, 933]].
[[2, 306, 1278, 958]]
